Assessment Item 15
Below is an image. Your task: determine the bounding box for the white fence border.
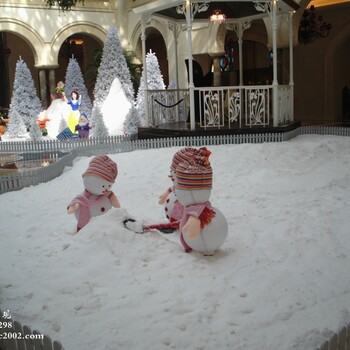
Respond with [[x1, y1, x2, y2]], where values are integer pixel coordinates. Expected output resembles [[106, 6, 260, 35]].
[[2, 125, 350, 195]]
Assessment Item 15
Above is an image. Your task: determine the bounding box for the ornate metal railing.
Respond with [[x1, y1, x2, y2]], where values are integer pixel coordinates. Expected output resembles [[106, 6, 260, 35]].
[[147, 85, 293, 129]]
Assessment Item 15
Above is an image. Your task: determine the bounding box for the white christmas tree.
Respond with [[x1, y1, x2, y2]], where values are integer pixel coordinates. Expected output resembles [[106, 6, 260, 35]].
[[64, 57, 92, 117], [94, 27, 134, 105], [135, 50, 166, 126], [123, 103, 139, 135], [29, 119, 42, 141], [6, 110, 26, 138], [7, 57, 42, 133], [92, 27, 134, 136], [90, 105, 108, 138]]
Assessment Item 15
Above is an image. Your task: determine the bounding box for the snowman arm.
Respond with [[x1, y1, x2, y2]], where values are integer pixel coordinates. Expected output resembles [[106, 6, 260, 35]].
[[158, 187, 171, 204], [182, 216, 201, 240], [67, 202, 79, 214], [109, 192, 121, 208]]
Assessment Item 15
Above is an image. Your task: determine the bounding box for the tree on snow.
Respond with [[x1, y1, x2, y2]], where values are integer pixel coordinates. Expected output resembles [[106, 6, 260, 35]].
[[90, 105, 109, 138], [123, 103, 140, 136], [135, 50, 166, 126], [93, 26, 134, 106], [29, 119, 42, 141], [64, 57, 92, 118], [6, 110, 27, 138], [8, 57, 42, 132]]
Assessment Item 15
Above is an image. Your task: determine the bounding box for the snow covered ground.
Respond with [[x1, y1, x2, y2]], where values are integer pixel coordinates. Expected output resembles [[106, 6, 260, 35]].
[[1, 134, 350, 350]]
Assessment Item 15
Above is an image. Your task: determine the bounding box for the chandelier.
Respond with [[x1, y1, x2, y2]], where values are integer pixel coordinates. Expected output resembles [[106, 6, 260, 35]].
[[210, 10, 227, 25], [298, 5, 332, 44]]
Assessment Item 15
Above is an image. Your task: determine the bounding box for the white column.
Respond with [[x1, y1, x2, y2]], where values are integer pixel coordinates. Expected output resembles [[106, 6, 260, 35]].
[[168, 22, 184, 122], [238, 24, 244, 86], [141, 14, 149, 126], [289, 11, 294, 122], [49, 69, 56, 98], [38, 69, 48, 109], [272, 0, 279, 127], [185, 2, 196, 130], [226, 21, 251, 86], [168, 22, 182, 90]]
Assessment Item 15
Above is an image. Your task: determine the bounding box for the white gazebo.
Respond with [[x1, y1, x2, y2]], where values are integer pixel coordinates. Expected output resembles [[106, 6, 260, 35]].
[[133, 0, 299, 132]]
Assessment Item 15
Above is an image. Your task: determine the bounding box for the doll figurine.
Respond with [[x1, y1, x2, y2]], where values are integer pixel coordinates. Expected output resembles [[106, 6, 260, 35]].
[[75, 113, 91, 138], [63, 89, 81, 133], [174, 159, 228, 255], [67, 155, 120, 232]]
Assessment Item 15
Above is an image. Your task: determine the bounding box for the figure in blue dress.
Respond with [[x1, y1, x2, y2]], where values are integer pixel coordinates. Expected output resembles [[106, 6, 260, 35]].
[[63, 89, 81, 133]]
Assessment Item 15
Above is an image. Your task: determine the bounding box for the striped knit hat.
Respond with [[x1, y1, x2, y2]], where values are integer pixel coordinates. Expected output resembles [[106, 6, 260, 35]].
[[175, 162, 213, 190], [83, 155, 118, 183], [170, 147, 197, 172], [193, 147, 211, 167]]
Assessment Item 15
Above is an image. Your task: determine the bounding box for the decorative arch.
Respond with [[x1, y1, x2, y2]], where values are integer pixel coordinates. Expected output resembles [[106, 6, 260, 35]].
[[129, 18, 169, 61], [0, 19, 44, 65], [51, 22, 106, 65]]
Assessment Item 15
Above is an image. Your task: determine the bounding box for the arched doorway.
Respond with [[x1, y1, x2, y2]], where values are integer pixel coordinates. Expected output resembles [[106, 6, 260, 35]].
[[56, 33, 103, 101], [0, 32, 36, 110], [221, 19, 271, 86], [135, 27, 168, 93]]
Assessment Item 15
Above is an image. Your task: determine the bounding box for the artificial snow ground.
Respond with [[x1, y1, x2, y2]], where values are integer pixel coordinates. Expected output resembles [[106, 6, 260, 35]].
[[1, 135, 350, 350]]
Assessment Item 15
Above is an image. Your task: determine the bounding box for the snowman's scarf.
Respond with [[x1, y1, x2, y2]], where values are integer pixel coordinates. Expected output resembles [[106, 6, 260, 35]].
[[69, 190, 111, 231]]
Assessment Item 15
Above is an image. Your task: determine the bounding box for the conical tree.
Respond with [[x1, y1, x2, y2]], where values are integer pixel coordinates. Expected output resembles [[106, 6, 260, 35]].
[[90, 105, 109, 137], [29, 119, 42, 141], [65, 57, 92, 117], [93, 26, 134, 106], [135, 50, 165, 126], [8, 57, 42, 131], [6, 110, 26, 137], [123, 103, 140, 136]]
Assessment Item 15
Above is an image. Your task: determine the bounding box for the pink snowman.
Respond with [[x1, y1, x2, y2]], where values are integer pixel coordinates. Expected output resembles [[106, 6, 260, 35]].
[[159, 147, 211, 224], [67, 155, 120, 232], [174, 156, 228, 255]]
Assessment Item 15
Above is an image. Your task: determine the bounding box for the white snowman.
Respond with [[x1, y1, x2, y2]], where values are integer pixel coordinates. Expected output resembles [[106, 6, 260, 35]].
[[159, 147, 211, 224], [67, 155, 120, 232], [174, 160, 228, 255]]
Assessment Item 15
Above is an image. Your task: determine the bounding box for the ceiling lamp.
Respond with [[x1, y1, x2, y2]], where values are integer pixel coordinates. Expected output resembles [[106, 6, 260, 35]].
[[210, 10, 226, 25]]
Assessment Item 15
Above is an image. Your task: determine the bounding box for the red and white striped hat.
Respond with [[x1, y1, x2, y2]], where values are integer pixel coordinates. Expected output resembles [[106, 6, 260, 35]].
[[83, 155, 118, 183], [170, 147, 197, 172], [170, 147, 212, 172], [175, 162, 213, 190]]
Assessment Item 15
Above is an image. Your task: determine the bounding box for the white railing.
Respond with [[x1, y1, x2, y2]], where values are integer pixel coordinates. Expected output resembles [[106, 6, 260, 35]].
[[146, 86, 294, 129], [301, 125, 350, 136], [2, 125, 350, 195], [0, 131, 296, 194]]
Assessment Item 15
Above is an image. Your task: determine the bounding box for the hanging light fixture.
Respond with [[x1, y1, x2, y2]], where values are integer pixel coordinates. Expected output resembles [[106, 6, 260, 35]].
[[210, 10, 226, 25], [298, 5, 332, 44]]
